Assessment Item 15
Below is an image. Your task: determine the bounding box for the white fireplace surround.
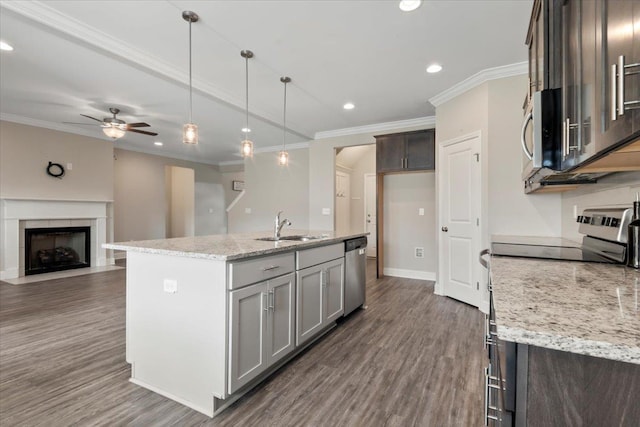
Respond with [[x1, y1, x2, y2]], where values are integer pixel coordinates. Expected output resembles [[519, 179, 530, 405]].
[[0, 198, 113, 280]]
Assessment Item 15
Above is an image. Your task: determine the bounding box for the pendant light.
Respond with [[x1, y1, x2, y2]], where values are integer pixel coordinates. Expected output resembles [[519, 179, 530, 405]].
[[278, 76, 291, 166], [182, 11, 199, 145], [240, 50, 254, 157]]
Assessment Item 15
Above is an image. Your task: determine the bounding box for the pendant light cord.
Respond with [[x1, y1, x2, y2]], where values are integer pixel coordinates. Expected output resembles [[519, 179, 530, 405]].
[[245, 56, 249, 136], [188, 20, 193, 124], [282, 80, 287, 150]]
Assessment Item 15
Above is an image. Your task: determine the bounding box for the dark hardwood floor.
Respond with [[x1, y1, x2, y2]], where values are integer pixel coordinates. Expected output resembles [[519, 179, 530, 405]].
[[0, 259, 483, 426]]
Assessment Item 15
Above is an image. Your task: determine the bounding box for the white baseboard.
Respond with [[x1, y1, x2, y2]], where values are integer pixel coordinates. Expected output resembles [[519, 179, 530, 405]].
[[0, 267, 19, 280], [383, 268, 436, 281]]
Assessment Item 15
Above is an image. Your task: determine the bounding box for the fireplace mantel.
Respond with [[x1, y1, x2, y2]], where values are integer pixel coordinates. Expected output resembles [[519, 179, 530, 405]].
[[0, 198, 113, 280]]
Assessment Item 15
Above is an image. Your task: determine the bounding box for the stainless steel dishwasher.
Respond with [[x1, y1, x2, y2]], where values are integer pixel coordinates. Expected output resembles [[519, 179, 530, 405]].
[[344, 236, 367, 316]]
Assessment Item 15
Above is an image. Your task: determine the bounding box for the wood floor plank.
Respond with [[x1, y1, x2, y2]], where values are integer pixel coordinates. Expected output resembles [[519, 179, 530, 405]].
[[0, 259, 483, 426]]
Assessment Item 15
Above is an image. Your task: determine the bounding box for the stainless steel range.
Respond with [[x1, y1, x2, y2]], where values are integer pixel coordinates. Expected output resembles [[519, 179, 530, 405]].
[[492, 207, 633, 264]]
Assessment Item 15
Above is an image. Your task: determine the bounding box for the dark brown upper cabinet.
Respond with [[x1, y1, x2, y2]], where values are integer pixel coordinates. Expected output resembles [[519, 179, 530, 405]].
[[375, 129, 435, 173]]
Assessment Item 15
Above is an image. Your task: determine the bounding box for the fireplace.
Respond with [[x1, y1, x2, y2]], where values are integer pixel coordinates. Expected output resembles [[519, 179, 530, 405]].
[[25, 227, 91, 275]]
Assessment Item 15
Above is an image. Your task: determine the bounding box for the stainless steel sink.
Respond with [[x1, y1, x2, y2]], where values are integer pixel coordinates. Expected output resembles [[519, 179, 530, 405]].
[[256, 235, 322, 242]]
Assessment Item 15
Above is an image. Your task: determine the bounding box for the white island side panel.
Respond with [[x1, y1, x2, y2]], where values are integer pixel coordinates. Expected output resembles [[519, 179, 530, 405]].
[[127, 251, 227, 416]]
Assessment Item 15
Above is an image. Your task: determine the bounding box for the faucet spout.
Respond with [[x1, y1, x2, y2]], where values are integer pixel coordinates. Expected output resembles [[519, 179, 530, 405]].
[[274, 211, 292, 239]]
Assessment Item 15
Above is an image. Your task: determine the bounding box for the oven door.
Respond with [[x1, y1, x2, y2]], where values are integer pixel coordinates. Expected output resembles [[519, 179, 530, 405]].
[[521, 89, 563, 180]]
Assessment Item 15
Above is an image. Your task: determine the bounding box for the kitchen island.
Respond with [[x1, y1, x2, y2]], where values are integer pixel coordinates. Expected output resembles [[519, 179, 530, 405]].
[[104, 230, 367, 417], [489, 255, 639, 426]]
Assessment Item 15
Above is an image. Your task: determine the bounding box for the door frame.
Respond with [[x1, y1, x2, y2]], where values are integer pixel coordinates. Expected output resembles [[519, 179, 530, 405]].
[[436, 131, 485, 310], [363, 173, 377, 258]]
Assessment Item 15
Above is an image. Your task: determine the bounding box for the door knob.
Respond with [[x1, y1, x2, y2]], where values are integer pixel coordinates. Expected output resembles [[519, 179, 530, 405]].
[[441, 226, 448, 232]]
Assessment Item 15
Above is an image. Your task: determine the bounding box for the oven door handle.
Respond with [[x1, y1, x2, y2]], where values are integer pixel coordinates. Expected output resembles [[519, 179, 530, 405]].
[[521, 111, 534, 161]]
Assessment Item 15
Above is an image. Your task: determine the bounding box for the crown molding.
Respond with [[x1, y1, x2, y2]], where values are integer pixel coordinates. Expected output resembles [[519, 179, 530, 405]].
[[428, 61, 528, 108], [254, 141, 310, 154], [314, 116, 436, 140], [0, 1, 312, 140]]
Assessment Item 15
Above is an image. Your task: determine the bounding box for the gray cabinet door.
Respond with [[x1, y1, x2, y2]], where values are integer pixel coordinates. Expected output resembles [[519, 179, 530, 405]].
[[228, 282, 267, 394], [266, 273, 295, 366], [323, 258, 345, 324], [296, 264, 324, 346]]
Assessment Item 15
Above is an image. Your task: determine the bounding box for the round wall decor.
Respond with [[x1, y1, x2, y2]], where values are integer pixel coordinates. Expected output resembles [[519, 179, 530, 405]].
[[46, 161, 65, 179]]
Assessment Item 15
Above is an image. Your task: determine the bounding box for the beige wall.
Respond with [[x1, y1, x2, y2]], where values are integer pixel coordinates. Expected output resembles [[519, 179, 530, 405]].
[[167, 166, 195, 238], [0, 121, 114, 200], [383, 172, 437, 277], [227, 148, 309, 234], [435, 75, 563, 250], [113, 148, 226, 242]]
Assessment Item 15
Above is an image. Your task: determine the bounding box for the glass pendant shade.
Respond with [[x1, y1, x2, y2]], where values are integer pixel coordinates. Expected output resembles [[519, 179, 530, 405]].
[[183, 123, 198, 145], [102, 125, 126, 139], [241, 139, 254, 157], [278, 150, 289, 166]]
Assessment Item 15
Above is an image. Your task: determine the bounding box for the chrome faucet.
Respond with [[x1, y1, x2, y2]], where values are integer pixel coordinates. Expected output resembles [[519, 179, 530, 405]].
[[274, 211, 291, 239]]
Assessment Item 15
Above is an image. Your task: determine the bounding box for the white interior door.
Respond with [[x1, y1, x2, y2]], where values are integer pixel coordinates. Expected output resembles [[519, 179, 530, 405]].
[[438, 133, 481, 307], [364, 173, 377, 258]]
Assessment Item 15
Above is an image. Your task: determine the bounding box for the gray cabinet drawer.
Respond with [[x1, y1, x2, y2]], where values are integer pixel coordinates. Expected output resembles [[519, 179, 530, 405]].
[[296, 243, 344, 270], [228, 252, 295, 290]]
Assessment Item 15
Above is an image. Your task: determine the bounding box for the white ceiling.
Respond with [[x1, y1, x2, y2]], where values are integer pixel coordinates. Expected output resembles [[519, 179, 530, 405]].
[[0, 0, 533, 165]]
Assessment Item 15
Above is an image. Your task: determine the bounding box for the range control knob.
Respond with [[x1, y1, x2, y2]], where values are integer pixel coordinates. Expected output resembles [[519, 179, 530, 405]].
[[576, 215, 584, 223], [610, 218, 620, 227]]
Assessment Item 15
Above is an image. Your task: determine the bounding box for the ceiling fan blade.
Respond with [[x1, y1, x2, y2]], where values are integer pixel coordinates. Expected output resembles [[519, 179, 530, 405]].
[[80, 114, 105, 123], [128, 129, 158, 136], [125, 122, 151, 128], [63, 121, 100, 126]]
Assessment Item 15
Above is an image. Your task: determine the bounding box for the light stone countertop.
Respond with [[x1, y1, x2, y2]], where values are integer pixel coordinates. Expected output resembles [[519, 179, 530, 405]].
[[103, 230, 368, 261], [490, 256, 640, 364]]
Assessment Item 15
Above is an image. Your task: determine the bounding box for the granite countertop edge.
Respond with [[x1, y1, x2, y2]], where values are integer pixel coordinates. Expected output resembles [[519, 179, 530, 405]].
[[497, 325, 640, 365], [103, 231, 368, 261]]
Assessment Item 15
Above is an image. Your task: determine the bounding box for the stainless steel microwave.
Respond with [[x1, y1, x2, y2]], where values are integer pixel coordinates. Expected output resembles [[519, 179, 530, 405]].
[[521, 88, 562, 180]]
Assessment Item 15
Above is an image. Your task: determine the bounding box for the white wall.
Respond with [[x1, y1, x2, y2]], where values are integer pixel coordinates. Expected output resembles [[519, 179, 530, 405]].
[[227, 148, 309, 233], [383, 172, 437, 279], [347, 145, 376, 233]]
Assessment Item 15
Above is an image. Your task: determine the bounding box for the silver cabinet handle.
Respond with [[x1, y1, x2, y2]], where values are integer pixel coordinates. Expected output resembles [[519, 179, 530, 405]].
[[263, 292, 268, 312], [269, 290, 274, 311], [262, 265, 280, 272], [612, 62, 618, 121], [618, 55, 625, 117], [441, 226, 448, 232], [520, 111, 533, 160]]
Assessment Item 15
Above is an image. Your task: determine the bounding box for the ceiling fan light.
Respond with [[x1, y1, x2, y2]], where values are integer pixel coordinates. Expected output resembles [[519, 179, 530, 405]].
[[278, 150, 289, 166], [183, 123, 198, 145], [241, 139, 254, 158], [102, 125, 126, 139]]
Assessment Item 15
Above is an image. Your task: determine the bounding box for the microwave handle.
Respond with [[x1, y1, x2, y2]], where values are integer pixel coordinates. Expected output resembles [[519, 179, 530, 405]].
[[521, 111, 533, 160]]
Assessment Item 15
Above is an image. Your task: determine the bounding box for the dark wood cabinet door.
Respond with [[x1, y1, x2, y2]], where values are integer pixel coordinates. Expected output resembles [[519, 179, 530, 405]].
[[405, 129, 435, 170], [376, 134, 405, 173]]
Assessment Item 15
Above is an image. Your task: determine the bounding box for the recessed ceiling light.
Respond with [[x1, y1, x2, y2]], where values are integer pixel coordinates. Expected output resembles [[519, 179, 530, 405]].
[[426, 64, 443, 73], [154, 141, 163, 146], [0, 41, 14, 51], [399, 0, 422, 12], [241, 127, 251, 133], [343, 102, 355, 110]]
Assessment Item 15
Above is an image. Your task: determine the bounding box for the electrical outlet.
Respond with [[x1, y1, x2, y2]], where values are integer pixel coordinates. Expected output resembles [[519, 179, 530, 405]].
[[415, 247, 424, 258], [322, 208, 331, 215], [418, 208, 425, 216], [66, 163, 73, 170], [163, 279, 177, 294], [245, 208, 252, 214]]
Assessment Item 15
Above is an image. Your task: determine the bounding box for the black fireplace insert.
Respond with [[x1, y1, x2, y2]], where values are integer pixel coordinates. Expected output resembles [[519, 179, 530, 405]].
[[25, 227, 90, 275]]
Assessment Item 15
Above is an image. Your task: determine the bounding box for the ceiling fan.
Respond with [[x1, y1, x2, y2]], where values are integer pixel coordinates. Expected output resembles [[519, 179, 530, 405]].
[[65, 107, 158, 139]]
